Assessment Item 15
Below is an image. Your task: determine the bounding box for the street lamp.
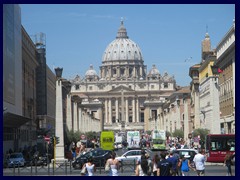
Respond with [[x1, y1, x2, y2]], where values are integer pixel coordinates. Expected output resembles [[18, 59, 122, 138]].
[[211, 65, 219, 75]]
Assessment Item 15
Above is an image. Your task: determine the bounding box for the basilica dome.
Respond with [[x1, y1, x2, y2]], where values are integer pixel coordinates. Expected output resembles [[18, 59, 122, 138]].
[[102, 20, 143, 62]]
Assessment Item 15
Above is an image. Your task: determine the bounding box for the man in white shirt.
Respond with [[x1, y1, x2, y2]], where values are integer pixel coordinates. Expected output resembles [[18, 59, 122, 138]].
[[193, 149, 206, 176]]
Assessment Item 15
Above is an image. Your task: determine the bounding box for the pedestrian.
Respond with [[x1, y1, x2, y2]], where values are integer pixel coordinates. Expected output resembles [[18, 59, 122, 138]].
[[145, 153, 153, 176], [167, 150, 178, 176], [105, 152, 119, 176], [224, 152, 233, 176], [157, 152, 172, 176], [135, 155, 148, 176], [178, 155, 192, 176], [83, 157, 96, 176], [193, 149, 206, 176], [152, 154, 160, 176]]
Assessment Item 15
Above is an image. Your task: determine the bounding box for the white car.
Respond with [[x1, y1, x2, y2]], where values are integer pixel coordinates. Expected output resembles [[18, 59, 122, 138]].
[[116, 149, 151, 165], [114, 142, 123, 150]]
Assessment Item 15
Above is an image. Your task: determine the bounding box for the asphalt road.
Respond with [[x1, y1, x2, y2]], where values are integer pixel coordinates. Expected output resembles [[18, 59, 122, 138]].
[[3, 149, 235, 176]]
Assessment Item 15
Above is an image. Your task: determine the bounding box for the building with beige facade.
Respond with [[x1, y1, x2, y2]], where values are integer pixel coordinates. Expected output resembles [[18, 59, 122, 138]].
[[215, 19, 235, 134], [68, 20, 192, 140]]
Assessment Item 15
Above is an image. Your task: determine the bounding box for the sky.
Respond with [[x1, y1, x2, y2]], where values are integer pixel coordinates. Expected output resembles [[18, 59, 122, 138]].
[[20, 4, 235, 86]]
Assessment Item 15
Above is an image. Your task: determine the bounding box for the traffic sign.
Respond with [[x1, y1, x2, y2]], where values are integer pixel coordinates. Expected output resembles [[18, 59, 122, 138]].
[[81, 134, 86, 140], [44, 136, 50, 142]]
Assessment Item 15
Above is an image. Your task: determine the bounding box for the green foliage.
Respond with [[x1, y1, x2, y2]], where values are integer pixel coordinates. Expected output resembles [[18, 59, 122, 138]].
[[85, 131, 98, 140], [172, 129, 184, 139], [166, 131, 172, 138], [146, 130, 152, 135], [192, 128, 210, 140]]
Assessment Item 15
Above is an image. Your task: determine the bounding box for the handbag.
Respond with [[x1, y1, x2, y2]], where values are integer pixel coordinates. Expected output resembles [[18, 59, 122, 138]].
[[105, 161, 110, 172], [81, 165, 87, 175]]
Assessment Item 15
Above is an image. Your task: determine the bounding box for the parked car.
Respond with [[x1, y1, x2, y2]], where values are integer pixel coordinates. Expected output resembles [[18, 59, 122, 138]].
[[72, 148, 112, 169], [7, 153, 25, 167]]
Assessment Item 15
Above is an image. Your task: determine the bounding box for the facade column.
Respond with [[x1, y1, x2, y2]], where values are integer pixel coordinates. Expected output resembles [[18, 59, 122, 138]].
[[73, 102, 78, 132], [126, 66, 129, 77], [140, 66, 143, 77], [184, 98, 189, 142], [66, 94, 72, 131], [136, 98, 139, 123], [78, 107, 82, 131], [125, 98, 129, 123], [133, 66, 136, 77], [194, 91, 200, 129], [105, 99, 108, 124], [132, 98, 136, 122], [116, 98, 119, 121], [109, 99, 112, 124], [99, 107, 103, 131]]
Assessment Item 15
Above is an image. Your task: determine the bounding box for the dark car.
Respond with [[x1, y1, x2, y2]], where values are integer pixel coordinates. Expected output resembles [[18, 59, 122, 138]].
[[72, 148, 112, 169]]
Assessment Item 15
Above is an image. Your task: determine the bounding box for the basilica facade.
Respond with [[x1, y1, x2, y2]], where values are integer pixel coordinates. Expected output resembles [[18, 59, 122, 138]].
[[68, 20, 179, 132]]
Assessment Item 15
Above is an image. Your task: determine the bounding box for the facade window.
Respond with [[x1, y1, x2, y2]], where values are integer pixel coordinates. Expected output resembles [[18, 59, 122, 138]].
[[140, 113, 144, 122], [129, 116, 132, 123], [75, 85, 79, 90], [164, 82, 168, 88], [129, 85, 131, 89], [112, 116, 116, 123], [89, 86, 92, 90], [151, 85, 154, 89]]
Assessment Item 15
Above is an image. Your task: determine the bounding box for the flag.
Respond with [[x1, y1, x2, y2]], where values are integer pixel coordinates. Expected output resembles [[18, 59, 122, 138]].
[[218, 68, 223, 73]]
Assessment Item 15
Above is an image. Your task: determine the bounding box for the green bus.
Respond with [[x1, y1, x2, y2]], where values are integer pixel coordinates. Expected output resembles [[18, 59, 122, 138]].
[[100, 131, 115, 151]]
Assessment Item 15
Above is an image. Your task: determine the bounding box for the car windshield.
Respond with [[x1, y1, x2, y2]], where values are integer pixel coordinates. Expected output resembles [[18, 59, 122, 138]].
[[10, 154, 23, 158]]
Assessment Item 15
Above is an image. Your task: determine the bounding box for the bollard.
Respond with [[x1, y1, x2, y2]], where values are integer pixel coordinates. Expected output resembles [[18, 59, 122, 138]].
[[35, 159, 37, 175], [18, 164, 20, 176], [65, 160, 67, 175], [30, 163, 33, 175], [13, 164, 15, 176], [52, 160, 55, 175]]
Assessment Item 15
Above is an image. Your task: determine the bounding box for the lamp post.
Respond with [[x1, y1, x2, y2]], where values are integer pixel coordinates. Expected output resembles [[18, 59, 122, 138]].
[[54, 67, 67, 162]]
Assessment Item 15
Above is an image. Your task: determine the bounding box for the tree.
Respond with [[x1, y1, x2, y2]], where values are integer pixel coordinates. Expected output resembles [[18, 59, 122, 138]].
[[192, 128, 209, 141], [172, 129, 184, 139], [166, 131, 172, 138]]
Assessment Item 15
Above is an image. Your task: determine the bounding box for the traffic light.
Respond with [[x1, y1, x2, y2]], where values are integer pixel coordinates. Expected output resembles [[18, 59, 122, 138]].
[[55, 136, 60, 144], [50, 136, 54, 144]]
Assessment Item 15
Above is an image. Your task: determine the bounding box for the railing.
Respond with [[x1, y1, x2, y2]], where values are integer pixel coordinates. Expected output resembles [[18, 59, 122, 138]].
[[3, 159, 137, 176]]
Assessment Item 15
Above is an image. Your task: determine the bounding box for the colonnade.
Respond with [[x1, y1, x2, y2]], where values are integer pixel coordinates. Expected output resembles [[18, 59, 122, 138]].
[[103, 97, 141, 124]]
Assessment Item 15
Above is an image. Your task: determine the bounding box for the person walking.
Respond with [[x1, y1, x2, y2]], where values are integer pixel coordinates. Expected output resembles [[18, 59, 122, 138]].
[[167, 151, 178, 176], [135, 155, 148, 176], [193, 149, 206, 176], [105, 152, 120, 176], [224, 152, 233, 176], [152, 154, 160, 176], [178, 155, 192, 176], [83, 157, 96, 176], [157, 152, 172, 176]]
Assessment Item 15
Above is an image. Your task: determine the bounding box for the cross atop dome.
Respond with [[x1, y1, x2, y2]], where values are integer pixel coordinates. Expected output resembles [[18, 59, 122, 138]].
[[116, 17, 128, 39]]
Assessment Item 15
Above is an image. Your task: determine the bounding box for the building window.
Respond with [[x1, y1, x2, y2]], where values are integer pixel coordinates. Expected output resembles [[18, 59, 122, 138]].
[[164, 82, 168, 88], [129, 85, 131, 89], [151, 85, 154, 89], [129, 116, 132, 123], [140, 113, 144, 122], [89, 86, 92, 90], [75, 85, 79, 90]]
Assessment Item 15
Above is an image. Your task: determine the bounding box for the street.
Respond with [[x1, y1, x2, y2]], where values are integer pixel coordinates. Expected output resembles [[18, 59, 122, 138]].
[[3, 149, 235, 176]]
